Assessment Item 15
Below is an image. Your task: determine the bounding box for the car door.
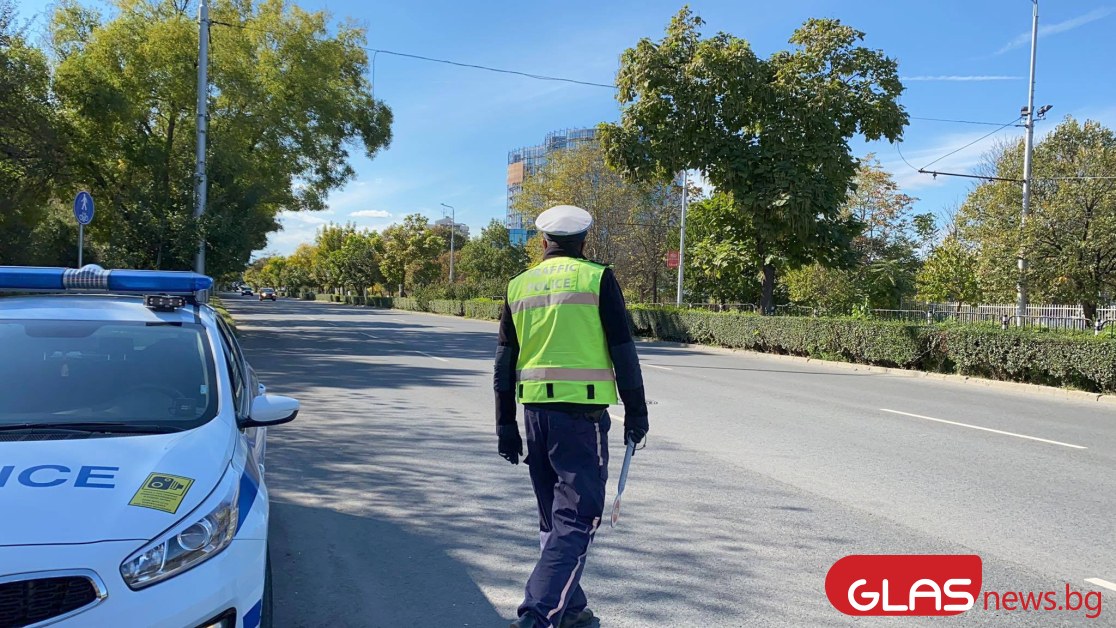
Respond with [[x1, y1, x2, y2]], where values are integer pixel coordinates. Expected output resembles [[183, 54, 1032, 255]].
[[214, 318, 267, 473]]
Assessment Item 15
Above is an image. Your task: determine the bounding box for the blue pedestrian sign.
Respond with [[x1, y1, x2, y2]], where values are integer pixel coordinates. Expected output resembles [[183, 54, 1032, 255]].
[[73, 191, 95, 225]]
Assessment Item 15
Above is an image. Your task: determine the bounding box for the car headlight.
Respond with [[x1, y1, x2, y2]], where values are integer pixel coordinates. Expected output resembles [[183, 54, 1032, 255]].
[[120, 466, 240, 589]]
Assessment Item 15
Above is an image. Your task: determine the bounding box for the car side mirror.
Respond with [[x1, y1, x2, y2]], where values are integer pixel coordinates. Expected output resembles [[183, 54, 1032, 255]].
[[241, 394, 299, 428]]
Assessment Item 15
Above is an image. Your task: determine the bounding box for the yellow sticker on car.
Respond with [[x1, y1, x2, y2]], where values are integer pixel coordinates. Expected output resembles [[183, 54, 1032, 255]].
[[129, 473, 195, 514]]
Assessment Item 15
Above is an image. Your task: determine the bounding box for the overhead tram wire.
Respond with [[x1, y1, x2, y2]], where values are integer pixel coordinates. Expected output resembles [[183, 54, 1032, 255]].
[[208, 19, 616, 89]]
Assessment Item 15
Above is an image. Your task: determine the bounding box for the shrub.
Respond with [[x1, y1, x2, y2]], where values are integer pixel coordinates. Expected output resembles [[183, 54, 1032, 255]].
[[365, 297, 393, 308], [628, 305, 1116, 392], [464, 298, 504, 320], [394, 297, 422, 312], [428, 300, 465, 317]]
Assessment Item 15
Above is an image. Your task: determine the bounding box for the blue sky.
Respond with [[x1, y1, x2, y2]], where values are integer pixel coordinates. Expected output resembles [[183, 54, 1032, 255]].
[[15, 0, 1116, 256]]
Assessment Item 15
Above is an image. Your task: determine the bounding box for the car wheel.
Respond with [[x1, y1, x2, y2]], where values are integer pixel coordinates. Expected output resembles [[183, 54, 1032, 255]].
[[261, 547, 274, 628]]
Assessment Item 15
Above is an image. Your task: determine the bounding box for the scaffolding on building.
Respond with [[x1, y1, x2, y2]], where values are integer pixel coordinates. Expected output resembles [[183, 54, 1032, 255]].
[[506, 127, 599, 245]]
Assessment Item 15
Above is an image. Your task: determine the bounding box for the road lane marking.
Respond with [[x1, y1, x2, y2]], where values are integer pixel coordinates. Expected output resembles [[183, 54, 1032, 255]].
[[1085, 579, 1116, 592], [880, 409, 1087, 450], [644, 364, 673, 371], [417, 351, 449, 363]]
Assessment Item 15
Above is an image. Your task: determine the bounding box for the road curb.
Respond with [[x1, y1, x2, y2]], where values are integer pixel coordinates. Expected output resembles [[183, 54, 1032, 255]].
[[637, 338, 1116, 406]]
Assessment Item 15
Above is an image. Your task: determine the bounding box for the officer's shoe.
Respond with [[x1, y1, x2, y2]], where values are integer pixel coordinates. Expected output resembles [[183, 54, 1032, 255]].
[[509, 614, 538, 628], [560, 609, 599, 628]]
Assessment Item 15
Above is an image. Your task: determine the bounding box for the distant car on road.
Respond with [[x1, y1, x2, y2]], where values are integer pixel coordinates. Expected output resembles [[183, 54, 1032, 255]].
[[240, 286, 254, 296], [259, 288, 276, 302], [0, 264, 298, 628]]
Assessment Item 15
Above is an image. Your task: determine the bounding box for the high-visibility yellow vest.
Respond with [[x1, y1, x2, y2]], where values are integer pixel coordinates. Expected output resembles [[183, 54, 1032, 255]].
[[507, 258, 618, 405]]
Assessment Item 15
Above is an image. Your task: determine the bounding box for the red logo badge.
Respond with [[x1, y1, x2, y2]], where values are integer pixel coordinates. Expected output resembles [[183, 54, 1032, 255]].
[[825, 555, 983, 616]]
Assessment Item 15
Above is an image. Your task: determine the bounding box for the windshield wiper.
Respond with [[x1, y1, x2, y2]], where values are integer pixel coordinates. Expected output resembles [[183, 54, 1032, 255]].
[[0, 422, 183, 434]]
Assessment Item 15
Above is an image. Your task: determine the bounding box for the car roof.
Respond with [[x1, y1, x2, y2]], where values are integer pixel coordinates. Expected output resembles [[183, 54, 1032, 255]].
[[0, 294, 208, 325]]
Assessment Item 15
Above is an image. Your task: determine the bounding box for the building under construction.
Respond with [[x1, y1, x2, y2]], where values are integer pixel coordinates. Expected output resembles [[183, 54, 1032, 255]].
[[505, 127, 598, 245]]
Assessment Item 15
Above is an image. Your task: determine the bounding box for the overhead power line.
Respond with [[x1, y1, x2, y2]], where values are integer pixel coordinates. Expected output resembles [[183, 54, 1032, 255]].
[[209, 19, 616, 89], [909, 116, 1015, 127]]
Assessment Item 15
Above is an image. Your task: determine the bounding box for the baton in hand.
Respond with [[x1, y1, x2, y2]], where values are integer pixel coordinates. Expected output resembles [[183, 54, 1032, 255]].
[[610, 438, 637, 528]]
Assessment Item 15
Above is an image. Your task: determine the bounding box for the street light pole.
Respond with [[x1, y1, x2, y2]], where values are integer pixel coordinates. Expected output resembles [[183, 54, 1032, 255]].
[[1017, 0, 1039, 322], [674, 171, 689, 306], [440, 203, 456, 283], [193, 0, 210, 275]]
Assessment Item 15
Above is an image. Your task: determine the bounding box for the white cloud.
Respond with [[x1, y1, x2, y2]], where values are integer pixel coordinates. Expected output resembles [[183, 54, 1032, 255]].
[[902, 75, 1020, 82], [350, 210, 391, 218], [997, 7, 1115, 54]]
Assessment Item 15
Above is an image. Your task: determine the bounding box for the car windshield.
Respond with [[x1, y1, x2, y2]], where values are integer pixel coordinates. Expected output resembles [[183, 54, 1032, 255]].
[[0, 319, 219, 432]]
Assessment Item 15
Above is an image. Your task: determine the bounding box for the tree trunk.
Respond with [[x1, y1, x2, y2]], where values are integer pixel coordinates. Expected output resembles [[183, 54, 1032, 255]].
[[1083, 301, 1098, 324], [761, 263, 775, 315]]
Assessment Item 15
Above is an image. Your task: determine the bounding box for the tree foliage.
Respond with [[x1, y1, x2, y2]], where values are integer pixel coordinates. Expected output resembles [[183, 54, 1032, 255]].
[[784, 156, 931, 312], [457, 220, 529, 285], [959, 117, 1116, 319], [513, 141, 684, 301], [0, 0, 72, 264], [2, 0, 393, 276], [601, 7, 907, 312], [682, 192, 759, 304], [916, 234, 981, 308]]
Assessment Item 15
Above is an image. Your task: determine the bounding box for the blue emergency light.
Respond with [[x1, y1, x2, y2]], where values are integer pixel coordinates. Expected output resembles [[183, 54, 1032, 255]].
[[0, 265, 213, 296]]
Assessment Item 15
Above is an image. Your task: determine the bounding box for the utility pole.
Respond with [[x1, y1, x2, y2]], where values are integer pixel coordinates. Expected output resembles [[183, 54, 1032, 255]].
[[193, 0, 210, 275], [1017, 0, 1039, 322], [440, 203, 456, 282], [676, 170, 688, 306]]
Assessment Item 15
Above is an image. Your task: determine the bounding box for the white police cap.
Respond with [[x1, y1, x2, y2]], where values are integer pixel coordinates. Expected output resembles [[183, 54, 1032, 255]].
[[535, 205, 592, 236]]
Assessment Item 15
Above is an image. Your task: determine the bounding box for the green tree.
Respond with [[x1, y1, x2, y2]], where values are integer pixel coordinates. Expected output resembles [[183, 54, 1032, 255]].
[[0, 0, 72, 264], [601, 8, 907, 313], [47, 0, 392, 276], [683, 192, 760, 304], [513, 141, 683, 301], [916, 235, 981, 309], [331, 230, 382, 294], [784, 157, 929, 312], [457, 220, 529, 285], [959, 118, 1116, 320], [285, 243, 316, 290], [380, 214, 443, 294]]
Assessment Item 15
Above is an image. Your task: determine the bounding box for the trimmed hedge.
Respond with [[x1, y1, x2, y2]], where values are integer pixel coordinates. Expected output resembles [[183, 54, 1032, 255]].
[[464, 299, 504, 320], [394, 297, 422, 312], [628, 306, 1116, 393], [428, 299, 465, 317]]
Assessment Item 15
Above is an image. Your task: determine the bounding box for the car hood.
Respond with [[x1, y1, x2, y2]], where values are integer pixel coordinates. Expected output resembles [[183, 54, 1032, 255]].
[[0, 418, 234, 546]]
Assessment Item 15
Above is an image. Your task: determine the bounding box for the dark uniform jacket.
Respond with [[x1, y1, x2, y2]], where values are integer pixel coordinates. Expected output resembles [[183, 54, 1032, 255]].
[[494, 243, 648, 426]]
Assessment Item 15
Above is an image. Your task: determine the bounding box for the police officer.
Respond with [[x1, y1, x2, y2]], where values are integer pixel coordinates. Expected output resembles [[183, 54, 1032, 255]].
[[494, 205, 650, 628]]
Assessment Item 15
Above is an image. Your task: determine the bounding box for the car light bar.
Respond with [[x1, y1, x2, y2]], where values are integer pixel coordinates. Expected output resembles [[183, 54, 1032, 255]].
[[0, 265, 213, 296]]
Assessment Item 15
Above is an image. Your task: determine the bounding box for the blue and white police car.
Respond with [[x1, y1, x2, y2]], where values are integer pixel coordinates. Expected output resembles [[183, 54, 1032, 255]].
[[0, 265, 297, 628]]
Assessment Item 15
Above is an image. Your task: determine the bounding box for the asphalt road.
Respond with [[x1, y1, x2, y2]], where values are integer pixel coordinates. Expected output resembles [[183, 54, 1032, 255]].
[[221, 295, 1116, 627]]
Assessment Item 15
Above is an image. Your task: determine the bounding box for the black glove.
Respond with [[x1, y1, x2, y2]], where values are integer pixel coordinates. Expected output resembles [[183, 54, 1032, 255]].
[[497, 424, 523, 465], [624, 413, 649, 446]]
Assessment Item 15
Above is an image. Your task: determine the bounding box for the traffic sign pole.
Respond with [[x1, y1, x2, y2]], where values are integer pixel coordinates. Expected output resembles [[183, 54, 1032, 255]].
[[73, 191, 94, 267]]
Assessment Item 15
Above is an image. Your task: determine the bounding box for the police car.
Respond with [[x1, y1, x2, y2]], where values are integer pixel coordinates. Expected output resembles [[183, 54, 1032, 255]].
[[0, 265, 297, 628]]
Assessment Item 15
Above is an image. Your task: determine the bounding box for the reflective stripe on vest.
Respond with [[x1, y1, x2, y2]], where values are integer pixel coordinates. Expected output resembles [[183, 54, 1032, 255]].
[[508, 291, 599, 314], [517, 367, 616, 382], [507, 258, 618, 405]]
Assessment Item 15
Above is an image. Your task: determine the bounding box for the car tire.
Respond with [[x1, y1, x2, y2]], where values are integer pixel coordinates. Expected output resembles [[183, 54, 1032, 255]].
[[261, 547, 274, 628]]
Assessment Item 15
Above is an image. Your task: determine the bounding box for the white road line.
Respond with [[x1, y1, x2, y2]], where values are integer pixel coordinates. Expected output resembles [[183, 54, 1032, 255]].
[[644, 364, 673, 371], [880, 409, 1087, 450], [1085, 578, 1116, 592], [417, 351, 450, 363]]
